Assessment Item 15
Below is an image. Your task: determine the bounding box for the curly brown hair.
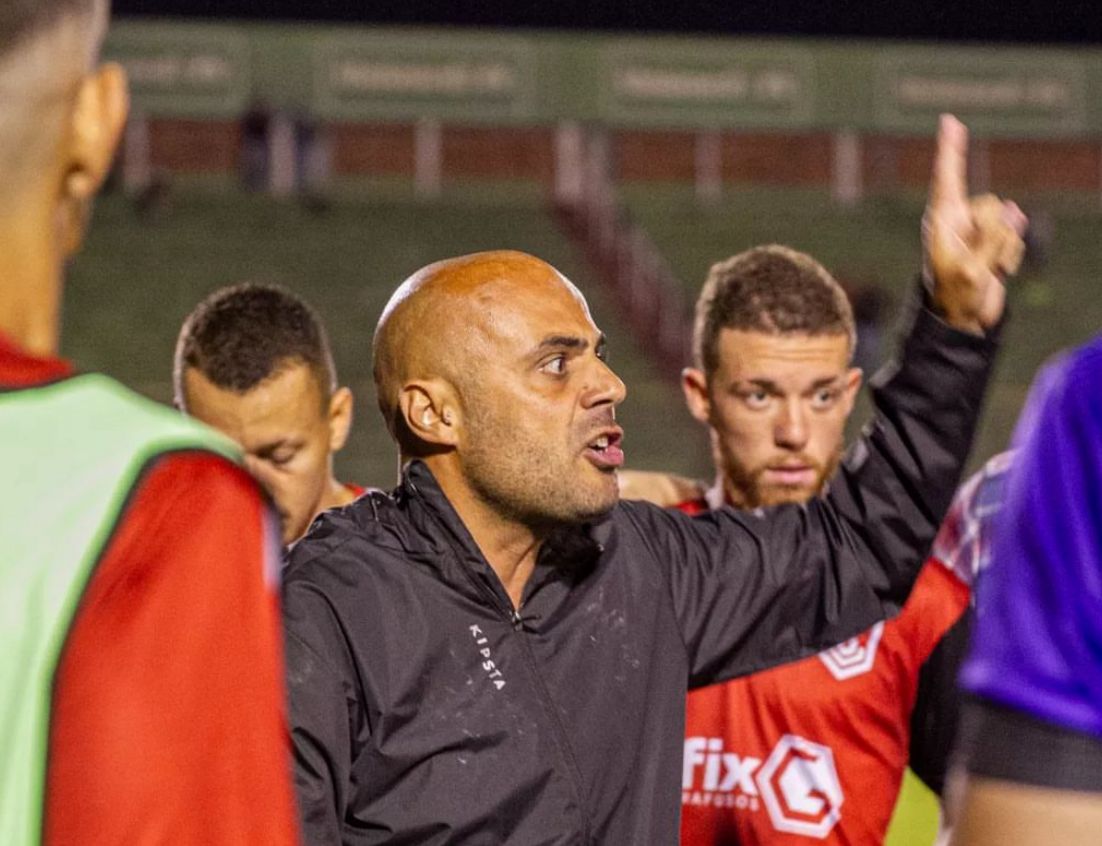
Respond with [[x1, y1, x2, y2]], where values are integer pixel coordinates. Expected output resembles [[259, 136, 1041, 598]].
[[693, 245, 855, 377]]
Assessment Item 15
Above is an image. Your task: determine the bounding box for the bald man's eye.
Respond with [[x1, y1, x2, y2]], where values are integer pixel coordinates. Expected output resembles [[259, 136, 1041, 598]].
[[541, 355, 568, 376]]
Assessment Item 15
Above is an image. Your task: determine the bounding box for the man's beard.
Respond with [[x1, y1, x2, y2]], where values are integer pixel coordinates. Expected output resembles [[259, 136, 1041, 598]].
[[723, 447, 843, 510], [461, 413, 619, 530]]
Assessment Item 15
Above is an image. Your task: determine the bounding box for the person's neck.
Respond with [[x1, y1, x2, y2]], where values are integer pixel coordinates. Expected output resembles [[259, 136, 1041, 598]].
[[0, 213, 62, 357], [424, 457, 543, 610], [320, 474, 358, 511], [708, 474, 742, 511]]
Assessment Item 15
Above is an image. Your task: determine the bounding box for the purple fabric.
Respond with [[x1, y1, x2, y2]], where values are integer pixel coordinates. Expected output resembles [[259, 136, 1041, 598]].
[[961, 337, 1102, 738]]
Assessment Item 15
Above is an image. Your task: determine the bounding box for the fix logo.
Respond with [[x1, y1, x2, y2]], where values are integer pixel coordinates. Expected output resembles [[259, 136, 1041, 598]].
[[469, 625, 506, 691], [683, 735, 843, 838], [818, 621, 885, 681], [683, 737, 762, 811]]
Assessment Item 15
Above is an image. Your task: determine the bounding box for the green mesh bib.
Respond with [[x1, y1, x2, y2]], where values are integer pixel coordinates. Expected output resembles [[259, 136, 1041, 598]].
[[0, 374, 238, 844]]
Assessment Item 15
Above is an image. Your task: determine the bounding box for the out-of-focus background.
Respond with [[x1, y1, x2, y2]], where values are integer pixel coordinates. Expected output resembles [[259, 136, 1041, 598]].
[[62, 5, 1102, 843], [68, 14, 1102, 490]]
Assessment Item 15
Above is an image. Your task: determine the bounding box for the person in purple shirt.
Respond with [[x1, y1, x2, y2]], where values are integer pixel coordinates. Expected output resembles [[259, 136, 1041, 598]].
[[954, 337, 1102, 845]]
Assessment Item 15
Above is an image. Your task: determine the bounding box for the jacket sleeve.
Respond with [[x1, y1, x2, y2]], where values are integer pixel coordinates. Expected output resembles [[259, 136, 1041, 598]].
[[631, 296, 999, 688], [283, 566, 364, 845]]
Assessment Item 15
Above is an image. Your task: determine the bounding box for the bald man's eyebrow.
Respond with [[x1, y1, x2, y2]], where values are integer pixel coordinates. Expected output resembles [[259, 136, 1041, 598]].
[[538, 335, 589, 351]]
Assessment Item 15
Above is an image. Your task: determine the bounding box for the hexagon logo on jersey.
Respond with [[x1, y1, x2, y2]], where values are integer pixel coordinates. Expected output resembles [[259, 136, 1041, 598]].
[[818, 621, 885, 681], [758, 734, 843, 839]]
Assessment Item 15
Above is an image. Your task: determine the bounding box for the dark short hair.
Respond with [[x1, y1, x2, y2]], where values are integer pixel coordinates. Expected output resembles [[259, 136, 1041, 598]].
[[693, 245, 856, 377], [0, 0, 99, 58], [174, 283, 337, 408]]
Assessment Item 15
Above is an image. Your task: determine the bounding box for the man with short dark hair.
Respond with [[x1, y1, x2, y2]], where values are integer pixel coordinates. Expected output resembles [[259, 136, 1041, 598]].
[[282, 116, 1024, 844], [175, 283, 360, 544], [0, 3, 298, 844]]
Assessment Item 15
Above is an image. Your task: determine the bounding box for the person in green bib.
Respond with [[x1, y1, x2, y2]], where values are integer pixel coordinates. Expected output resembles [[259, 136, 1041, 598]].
[[0, 2, 299, 843]]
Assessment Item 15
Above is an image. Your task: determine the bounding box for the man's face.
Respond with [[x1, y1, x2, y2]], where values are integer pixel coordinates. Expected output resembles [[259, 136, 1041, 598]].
[[684, 329, 861, 509], [183, 362, 346, 544], [454, 271, 628, 526]]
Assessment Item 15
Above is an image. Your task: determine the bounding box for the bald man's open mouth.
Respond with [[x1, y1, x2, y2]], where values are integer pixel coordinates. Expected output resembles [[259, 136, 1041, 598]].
[[584, 427, 625, 471]]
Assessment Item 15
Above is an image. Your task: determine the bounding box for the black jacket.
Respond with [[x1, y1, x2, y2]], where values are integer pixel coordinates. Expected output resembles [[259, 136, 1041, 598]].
[[283, 304, 996, 845]]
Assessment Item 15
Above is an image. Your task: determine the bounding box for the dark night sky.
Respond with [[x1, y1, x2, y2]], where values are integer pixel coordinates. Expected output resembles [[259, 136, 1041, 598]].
[[110, 1, 1102, 45]]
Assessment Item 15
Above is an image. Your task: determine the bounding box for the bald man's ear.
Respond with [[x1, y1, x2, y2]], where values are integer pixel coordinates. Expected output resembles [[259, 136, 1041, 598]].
[[399, 382, 459, 449], [60, 62, 129, 255]]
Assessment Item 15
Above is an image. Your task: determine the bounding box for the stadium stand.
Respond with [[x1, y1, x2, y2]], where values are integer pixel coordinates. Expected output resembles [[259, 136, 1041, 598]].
[[66, 187, 712, 489]]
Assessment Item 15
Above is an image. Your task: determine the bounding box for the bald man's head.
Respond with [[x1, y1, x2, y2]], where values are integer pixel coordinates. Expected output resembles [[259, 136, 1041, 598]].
[[373, 250, 626, 526], [373, 250, 587, 452]]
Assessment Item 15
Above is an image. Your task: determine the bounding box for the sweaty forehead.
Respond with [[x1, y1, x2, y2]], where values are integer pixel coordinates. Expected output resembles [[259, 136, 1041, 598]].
[[421, 257, 593, 345], [374, 251, 598, 403]]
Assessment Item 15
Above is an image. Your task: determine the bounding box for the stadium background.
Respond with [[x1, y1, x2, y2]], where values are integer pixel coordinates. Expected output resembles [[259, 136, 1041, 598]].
[[65, 18, 1102, 845]]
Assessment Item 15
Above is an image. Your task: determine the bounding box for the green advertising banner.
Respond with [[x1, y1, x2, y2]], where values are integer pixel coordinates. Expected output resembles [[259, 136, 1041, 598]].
[[873, 49, 1088, 135], [598, 41, 817, 129], [107, 24, 251, 118], [312, 32, 540, 122], [102, 21, 1102, 137]]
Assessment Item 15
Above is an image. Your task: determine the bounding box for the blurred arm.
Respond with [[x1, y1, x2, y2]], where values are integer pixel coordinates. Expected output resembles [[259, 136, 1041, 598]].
[[617, 469, 706, 507]]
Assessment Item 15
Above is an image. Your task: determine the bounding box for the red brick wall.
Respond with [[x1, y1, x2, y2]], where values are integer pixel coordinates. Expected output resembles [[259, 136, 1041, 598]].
[[149, 119, 240, 173], [725, 133, 833, 185], [143, 119, 1102, 195], [989, 139, 1098, 192], [442, 126, 555, 182], [331, 124, 415, 175], [615, 130, 696, 180]]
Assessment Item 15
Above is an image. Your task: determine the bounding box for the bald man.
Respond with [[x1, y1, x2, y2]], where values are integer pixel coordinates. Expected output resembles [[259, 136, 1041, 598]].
[[283, 118, 1017, 844], [0, 3, 298, 843]]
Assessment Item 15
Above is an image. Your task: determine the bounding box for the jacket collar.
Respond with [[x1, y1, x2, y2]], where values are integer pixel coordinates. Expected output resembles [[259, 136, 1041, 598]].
[[397, 460, 604, 610]]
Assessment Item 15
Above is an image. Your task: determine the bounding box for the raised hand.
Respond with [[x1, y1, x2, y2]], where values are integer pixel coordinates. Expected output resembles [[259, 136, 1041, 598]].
[[923, 114, 1029, 334]]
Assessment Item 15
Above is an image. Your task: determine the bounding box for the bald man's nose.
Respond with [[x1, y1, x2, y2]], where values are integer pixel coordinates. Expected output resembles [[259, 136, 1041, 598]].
[[582, 358, 627, 408]]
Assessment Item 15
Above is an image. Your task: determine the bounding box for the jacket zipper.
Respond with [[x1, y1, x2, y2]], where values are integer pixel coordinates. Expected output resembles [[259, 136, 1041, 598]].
[[457, 567, 593, 842], [509, 614, 594, 845], [409, 482, 594, 843]]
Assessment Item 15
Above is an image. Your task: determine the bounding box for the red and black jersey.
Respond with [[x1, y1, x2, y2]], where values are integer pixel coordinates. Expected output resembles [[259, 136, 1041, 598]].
[[678, 494, 971, 844], [1, 335, 300, 845]]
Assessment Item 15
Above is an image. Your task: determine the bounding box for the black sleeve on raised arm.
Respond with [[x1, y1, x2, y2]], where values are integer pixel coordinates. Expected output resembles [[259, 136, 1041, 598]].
[[633, 292, 1000, 688]]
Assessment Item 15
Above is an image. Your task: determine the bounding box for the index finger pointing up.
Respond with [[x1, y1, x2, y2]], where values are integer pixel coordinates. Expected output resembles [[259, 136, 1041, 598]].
[[930, 113, 969, 209]]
